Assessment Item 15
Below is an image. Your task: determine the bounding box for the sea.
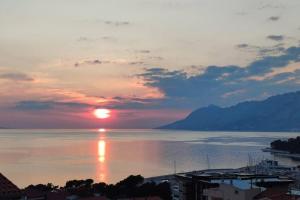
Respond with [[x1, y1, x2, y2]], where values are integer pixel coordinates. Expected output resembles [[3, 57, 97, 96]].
[[0, 129, 300, 188]]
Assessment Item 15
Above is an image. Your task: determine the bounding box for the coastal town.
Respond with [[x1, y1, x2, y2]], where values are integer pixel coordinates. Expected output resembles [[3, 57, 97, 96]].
[[2, 1, 300, 200], [1, 159, 300, 200]]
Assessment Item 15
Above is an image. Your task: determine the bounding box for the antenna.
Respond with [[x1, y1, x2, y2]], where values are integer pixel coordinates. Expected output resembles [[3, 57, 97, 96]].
[[206, 154, 210, 169], [174, 160, 177, 174], [248, 153, 253, 167]]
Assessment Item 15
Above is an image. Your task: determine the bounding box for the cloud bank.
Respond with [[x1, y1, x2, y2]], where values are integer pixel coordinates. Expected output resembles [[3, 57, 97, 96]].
[[0, 72, 34, 82], [139, 46, 300, 109], [267, 35, 285, 41]]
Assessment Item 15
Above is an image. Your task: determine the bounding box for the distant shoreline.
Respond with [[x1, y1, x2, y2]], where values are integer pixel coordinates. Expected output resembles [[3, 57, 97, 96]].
[[3, 128, 300, 133], [262, 147, 300, 160], [158, 128, 300, 133]]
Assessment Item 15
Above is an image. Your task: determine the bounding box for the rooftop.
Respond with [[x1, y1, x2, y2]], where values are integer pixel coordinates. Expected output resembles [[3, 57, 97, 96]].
[[176, 172, 294, 191], [211, 179, 258, 190], [0, 173, 21, 198]]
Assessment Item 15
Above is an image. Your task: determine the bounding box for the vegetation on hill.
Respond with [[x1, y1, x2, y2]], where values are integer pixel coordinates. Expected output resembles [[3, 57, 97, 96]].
[[25, 175, 171, 200], [271, 136, 300, 154]]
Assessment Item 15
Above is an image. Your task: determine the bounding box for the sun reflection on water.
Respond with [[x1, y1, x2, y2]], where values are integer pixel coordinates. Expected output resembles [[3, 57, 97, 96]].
[[98, 140, 106, 163], [98, 128, 106, 133], [97, 129, 108, 183]]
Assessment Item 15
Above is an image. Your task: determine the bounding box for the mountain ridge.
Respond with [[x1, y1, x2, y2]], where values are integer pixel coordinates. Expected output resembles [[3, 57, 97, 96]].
[[159, 91, 300, 131]]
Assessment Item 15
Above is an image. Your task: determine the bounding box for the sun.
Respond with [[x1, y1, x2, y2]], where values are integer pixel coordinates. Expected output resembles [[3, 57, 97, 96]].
[[94, 109, 111, 119]]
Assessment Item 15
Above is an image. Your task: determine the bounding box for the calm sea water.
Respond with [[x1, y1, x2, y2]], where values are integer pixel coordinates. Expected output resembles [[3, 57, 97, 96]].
[[0, 129, 300, 188]]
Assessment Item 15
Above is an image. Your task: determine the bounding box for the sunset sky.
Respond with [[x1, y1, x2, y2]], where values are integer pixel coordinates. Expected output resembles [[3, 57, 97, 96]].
[[1, 0, 300, 128]]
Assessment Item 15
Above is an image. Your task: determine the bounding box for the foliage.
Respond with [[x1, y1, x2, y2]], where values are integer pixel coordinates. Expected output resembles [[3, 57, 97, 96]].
[[271, 136, 300, 154], [65, 179, 94, 197], [92, 175, 171, 199], [25, 183, 59, 192], [25, 175, 171, 200]]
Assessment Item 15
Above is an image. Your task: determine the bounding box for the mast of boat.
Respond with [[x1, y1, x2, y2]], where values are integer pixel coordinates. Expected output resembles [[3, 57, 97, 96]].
[[248, 153, 253, 167], [174, 160, 177, 174], [206, 154, 210, 170]]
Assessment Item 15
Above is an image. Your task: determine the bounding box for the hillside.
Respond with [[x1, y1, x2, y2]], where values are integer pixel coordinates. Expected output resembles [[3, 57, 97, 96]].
[[160, 91, 300, 131]]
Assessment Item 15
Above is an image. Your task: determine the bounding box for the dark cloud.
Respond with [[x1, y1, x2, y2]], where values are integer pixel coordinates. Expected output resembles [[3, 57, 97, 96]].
[[268, 16, 280, 21], [15, 96, 163, 111], [16, 101, 53, 110], [105, 96, 161, 109], [138, 50, 151, 54], [245, 46, 299, 74], [267, 35, 285, 41], [0, 73, 34, 82], [15, 101, 90, 110], [236, 44, 249, 49], [259, 3, 285, 10], [77, 37, 93, 42], [236, 43, 285, 57], [104, 20, 130, 26], [74, 59, 146, 67], [101, 36, 111, 40], [77, 36, 116, 42], [139, 46, 300, 109], [148, 56, 164, 60], [75, 59, 104, 67], [258, 43, 285, 56], [129, 61, 144, 65], [101, 36, 116, 41]]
